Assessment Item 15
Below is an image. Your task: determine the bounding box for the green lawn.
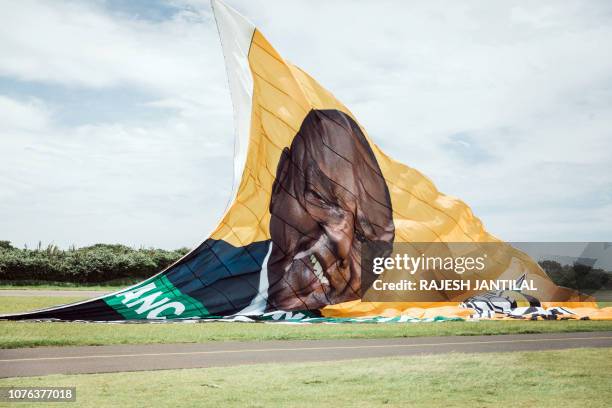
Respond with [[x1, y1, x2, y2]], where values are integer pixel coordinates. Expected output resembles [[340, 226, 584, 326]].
[[1, 295, 611, 349], [0, 296, 88, 314], [0, 283, 127, 290], [1, 348, 610, 407]]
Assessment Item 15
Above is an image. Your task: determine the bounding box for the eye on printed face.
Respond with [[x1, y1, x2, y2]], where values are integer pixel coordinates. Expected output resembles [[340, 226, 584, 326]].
[[267, 110, 395, 311]]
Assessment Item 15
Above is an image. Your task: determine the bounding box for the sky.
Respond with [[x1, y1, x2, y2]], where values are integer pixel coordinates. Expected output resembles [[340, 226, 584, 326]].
[[0, 0, 611, 249]]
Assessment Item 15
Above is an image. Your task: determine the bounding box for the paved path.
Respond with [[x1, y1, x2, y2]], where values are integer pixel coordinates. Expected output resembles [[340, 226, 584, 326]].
[[0, 290, 109, 297], [1, 331, 610, 378]]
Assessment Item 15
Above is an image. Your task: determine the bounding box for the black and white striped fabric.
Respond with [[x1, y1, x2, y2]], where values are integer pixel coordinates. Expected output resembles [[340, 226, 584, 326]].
[[460, 275, 577, 320]]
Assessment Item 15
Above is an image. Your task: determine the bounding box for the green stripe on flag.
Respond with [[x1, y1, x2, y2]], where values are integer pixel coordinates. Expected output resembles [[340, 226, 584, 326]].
[[104, 275, 209, 320]]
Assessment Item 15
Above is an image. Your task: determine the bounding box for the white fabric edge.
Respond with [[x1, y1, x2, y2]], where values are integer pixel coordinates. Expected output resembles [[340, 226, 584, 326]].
[[237, 241, 272, 315], [210, 0, 255, 208]]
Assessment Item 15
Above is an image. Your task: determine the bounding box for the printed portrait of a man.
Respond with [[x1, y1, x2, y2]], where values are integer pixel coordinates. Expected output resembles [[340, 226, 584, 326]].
[[266, 109, 395, 311]]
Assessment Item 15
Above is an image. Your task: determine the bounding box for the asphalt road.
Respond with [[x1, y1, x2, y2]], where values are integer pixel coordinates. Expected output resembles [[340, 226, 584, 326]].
[[1, 331, 610, 378]]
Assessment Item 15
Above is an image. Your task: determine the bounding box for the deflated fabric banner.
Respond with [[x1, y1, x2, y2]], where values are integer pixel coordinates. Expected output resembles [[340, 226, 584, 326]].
[[4, 0, 611, 323]]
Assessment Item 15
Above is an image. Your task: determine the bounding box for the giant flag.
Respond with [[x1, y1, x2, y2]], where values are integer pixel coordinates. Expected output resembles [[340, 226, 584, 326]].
[[4, 0, 610, 322]]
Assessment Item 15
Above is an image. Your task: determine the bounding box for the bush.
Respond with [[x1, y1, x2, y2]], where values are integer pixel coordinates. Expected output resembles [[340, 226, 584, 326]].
[[0, 241, 188, 284], [539, 260, 610, 291]]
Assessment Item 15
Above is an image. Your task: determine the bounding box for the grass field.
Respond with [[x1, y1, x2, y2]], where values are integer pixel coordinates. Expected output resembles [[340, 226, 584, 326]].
[[0, 283, 126, 291], [0, 296, 89, 314], [1, 295, 611, 349], [1, 348, 610, 407]]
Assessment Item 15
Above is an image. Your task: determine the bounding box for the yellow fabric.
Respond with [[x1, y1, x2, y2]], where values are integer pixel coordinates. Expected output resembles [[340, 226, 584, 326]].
[[210, 29, 610, 320]]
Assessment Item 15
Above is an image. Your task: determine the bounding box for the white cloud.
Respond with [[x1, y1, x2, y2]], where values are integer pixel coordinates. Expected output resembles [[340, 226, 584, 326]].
[[0, 94, 234, 248], [0, 96, 51, 131], [0, 0, 236, 248], [0, 0, 225, 100]]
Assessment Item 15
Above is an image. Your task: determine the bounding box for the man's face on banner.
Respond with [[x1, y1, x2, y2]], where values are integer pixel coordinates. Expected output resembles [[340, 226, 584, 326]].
[[267, 110, 395, 311]]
